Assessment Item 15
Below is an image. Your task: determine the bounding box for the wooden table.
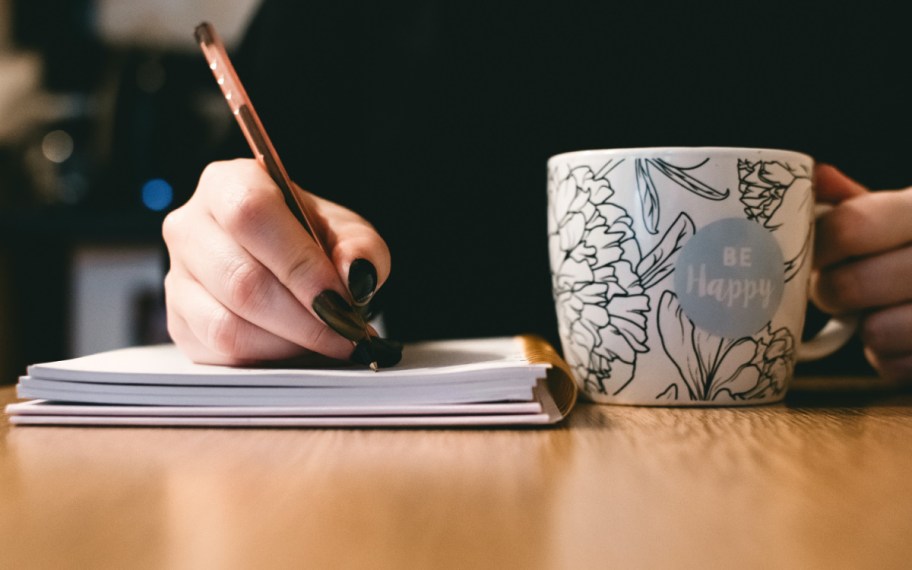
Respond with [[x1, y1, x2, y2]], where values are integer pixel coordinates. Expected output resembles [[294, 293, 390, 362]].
[[2, 380, 911, 569]]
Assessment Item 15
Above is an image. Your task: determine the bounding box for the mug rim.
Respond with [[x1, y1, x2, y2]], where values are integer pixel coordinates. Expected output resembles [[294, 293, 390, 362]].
[[548, 146, 814, 165]]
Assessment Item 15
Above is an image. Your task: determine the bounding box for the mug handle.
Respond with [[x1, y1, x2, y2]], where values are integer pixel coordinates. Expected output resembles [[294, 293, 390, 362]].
[[796, 203, 858, 362], [797, 312, 858, 362]]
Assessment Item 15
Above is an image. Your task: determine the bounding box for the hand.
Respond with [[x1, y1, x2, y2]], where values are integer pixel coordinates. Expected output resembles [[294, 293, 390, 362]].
[[811, 164, 912, 381], [162, 159, 392, 366]]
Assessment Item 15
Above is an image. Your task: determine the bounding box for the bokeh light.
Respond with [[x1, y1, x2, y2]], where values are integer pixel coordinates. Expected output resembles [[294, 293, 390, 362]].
[[141, 178, 174, 211]]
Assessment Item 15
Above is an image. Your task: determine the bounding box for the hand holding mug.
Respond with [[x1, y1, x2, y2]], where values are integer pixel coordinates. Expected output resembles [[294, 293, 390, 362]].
[[812, 164, 912, 382]]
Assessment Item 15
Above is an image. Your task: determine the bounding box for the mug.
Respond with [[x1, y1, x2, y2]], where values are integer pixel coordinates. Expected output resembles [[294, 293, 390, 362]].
[[547, 147, 854, 405]]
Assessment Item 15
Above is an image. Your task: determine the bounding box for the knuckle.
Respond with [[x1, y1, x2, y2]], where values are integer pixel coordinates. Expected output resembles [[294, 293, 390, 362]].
[[198, 162, 217, 185], [818, 266, 863, 309], [869, 353, 912, 383], [162, 270, 177, 295], [198, 160, 232, 188], [164, 303, 184, 344], [200, 159, 278, 234], [860, 313, 887, 351], [161, 206, 187, 246], [303, 320, 336, 353], [222, 259, 271, 314], [205, 306, 248, 358], [822, 208, 859, 254], [827, 199, 875, 254], [221, 186, 273, 237], [283, 251, 321, 288]]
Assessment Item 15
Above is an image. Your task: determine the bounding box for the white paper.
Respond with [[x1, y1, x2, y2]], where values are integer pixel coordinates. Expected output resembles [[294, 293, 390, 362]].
[[6, 380, 563, 426], [27, 338, 546, 386], [7, 337, 573, 426], [16, 376, 536, 407], [6, 399, 544, 417]]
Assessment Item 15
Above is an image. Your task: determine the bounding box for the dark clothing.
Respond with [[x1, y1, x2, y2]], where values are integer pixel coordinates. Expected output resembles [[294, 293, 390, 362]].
[[226, 1, 910, 373]]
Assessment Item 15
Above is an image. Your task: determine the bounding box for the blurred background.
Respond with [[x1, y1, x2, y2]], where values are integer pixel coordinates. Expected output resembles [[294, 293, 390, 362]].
[[0, 1, 904, 384], [0, 0, 260, 383]]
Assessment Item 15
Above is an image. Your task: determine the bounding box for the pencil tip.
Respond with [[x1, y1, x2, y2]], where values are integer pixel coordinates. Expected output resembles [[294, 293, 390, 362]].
[[351, 337, 403, 369]]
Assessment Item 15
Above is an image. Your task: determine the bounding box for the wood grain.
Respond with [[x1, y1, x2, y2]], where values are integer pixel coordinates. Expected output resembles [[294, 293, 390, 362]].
[[2, 382, 912, 569]]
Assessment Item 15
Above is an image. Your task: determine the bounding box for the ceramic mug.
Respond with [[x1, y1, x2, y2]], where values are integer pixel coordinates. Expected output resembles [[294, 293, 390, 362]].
[[547, 147, 855, 405]]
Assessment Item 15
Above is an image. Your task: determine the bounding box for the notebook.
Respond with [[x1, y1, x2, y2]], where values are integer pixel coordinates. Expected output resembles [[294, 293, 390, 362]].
[[5, 336, 578, 427]]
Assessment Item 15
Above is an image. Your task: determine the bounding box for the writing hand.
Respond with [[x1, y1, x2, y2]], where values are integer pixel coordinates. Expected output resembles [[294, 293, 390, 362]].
[[162, 159, 392, 366]]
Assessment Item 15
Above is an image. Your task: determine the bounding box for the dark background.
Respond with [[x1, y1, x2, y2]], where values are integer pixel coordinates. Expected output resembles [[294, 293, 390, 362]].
[[0, 0, 249, 381], [1, 0, 909, 382]]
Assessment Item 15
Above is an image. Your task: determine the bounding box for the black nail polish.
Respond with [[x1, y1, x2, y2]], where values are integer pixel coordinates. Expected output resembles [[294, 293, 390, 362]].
[[352, 336, 403, 368], [348, 258, 377, 306], [313, 290, 368, 342]]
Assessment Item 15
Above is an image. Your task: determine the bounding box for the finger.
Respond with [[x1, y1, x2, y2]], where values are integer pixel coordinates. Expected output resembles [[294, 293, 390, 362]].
[[165, 306, 223, 364], [169, 213, 354, 360], [186, 160, 386, 365], [166, 298, 268, 367], [199, 161, 365, 323], [860, 303, 912, 357], [863, 347, 912, 384], [811, 245, 912, 312], [309, 191, 391, 306], [814, 163, 868, 204], [814, 188, 912, 268], [164, 268, 311, 365]]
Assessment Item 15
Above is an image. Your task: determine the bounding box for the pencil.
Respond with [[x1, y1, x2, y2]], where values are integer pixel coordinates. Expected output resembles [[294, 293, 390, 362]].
[[193, 22, 379, 371]]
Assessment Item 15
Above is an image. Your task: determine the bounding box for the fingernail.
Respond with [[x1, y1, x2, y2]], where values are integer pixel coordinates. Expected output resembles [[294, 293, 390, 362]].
[[351, 336, 403, 368], [348, 258, 378, 306], [313, 290, 368, 342]]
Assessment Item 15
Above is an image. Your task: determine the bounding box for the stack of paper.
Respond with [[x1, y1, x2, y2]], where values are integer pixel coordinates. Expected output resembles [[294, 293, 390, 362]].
[[6, 336, 577, 427]]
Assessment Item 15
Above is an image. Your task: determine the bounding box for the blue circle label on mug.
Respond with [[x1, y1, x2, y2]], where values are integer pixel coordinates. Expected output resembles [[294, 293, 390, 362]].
[[673, 218, 784, 338]]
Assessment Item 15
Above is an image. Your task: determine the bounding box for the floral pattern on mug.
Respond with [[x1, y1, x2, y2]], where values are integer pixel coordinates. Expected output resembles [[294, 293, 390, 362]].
[[738, 159, 814, 282], [548, 162, 695, 396], [635, 157, 729, 234], [738, 160, 810, 228], [657, 290, 795, 401]]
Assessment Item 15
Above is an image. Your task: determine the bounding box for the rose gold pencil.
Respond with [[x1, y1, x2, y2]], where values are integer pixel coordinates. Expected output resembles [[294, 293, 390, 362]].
[[194, 22, 378, 371]]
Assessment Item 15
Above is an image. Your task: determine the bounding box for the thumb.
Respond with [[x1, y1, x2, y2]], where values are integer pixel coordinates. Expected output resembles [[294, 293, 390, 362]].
[[815, 163, 869, 204]]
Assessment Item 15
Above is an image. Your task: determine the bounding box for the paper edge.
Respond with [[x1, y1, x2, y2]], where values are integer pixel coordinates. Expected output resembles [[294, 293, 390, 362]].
[[517, 334, 578, 421], [6, 413, 553, 427], [5, 399, 543, 417], [6, 335, 576, 427]]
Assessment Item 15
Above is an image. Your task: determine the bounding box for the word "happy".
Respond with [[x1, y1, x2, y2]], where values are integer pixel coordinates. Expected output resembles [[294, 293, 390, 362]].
[[684, 264, 773, 309]]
